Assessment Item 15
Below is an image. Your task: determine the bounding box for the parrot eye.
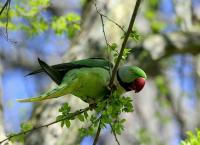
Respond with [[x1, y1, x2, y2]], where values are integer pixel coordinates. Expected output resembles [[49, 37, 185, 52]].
[[133, 77, 145, 93]]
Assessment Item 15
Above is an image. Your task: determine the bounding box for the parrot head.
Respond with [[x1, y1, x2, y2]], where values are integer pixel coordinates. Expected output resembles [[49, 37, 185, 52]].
[[117, 66, 147, 93]]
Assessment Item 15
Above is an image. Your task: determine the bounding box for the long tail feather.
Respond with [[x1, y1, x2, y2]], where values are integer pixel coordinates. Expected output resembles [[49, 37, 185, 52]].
[[17, 84, 68, 102]]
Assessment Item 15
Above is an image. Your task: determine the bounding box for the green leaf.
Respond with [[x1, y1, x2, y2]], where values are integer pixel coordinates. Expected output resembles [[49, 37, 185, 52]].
[[130, 30, 140, 41], [149, 0, 159, 8], [77, 114, 85, 122], [20, 122, 33, 132], [66, 13, 80, 21], [84, 111, 88, 119], [122, 48, 132, 60], [110, 43, 118, 50], [145, 10, 156, 20], [155, 76, 169, 95], [65, 120, 71, 128], [151, 21, 166, 33], [52, 16, 67, 35], [111, 121, 124, 135], [58, 103, 71, 114], [9, 133, 25, 143], [180, 129, 200, 145], [79, 127, 95, 137]]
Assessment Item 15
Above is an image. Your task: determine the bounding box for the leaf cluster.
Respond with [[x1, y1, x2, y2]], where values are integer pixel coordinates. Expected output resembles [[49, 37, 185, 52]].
[[144, 0, 166, 33], [56, 103, 72, 128], [7, 122, 33, 143], [0, 0, 80, 38], [78, 91, 134, 138], [108, 29, 140, 62], [180, 129, 200, 145]]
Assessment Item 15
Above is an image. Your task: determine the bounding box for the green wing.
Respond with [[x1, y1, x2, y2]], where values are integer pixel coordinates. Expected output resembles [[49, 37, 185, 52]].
[[27, 58, 112, 85]]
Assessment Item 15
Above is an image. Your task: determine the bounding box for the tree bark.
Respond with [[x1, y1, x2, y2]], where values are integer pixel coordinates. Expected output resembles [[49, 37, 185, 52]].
[[0, 59, 6, 143]]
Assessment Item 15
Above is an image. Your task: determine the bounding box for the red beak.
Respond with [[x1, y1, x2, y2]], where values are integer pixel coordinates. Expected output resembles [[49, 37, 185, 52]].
[[134, 78, 145, 93], [128, 78, 145, 93]]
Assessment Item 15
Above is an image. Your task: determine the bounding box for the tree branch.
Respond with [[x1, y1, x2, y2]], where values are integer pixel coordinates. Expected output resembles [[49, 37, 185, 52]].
[[109, 0, 142, 88], [94, 1, 125, 33], [142, 32, 200, 60], [93, 119, 102, 145], [0, 106, 90, 144], [113, 130, 120, 145], [0, 0, 11, 16]]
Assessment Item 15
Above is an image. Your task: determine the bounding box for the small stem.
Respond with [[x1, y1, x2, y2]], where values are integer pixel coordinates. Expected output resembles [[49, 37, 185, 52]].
[[93, 119, 102, 145], [94, 1, 125, 33], [101, 14, 125, 33], [113, 130, 120, 145], [110, 122, 121, 145], [109, 0, 142, 88], [0, 107, 90, 144], [0, 0, 10, 15]]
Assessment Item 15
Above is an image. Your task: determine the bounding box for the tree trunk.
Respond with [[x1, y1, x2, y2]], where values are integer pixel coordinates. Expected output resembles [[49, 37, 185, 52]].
[[0, 59, 6, 142]]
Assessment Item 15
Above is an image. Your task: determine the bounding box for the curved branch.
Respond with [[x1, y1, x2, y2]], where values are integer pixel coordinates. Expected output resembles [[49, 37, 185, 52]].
[[0, 107, 90, 144], [142, 32, 200, 60]]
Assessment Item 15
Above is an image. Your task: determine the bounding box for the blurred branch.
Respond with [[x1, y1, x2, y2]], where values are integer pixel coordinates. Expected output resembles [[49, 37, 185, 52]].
[[0, 59, 6, 141], [165, 93, 186, 139], [142, 32, 200, 60], [94, 1, 125, 34], [0, 48, 38, 70], [94, 1, 111, 47], [172, 0, 192, 31]]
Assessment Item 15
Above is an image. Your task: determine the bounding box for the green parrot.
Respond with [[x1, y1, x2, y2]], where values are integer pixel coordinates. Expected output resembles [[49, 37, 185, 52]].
[[17, 58, 147, 104]]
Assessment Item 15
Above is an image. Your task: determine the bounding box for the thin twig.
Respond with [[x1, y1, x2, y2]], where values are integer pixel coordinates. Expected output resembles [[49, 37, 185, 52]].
[[93, 119, 102, 145], [110, 122, 121, 145], [0, 0, 10, 15], [5, 0, 11, 39], [109, 0, 142, 88], [0, 0, 12, 40], [101, 14, 125, 33], [94, 1, 110, 47], [94, 1, 125, 33], [113, 130, 120, 145], [0, 107, 90, 144], [94, 1, 112, 77]]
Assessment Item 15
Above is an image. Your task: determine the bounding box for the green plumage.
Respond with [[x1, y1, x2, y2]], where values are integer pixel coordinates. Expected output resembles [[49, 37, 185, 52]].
[[18, 67, 110, 104], [17, 58, 113, 104], [118, 66, 147, 83], [17, 58, 146, 104]]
